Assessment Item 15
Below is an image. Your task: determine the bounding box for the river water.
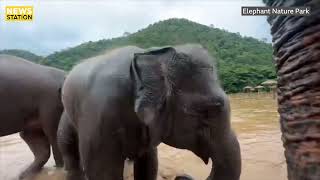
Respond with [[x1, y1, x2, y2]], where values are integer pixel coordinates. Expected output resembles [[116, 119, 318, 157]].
[[0, 93, 287, 180]]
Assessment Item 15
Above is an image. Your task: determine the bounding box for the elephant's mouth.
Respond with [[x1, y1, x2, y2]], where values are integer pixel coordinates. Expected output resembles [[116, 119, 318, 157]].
[[193, 127, 213, 165], [194, 150, 210, 164], [192, 145, 215, 180], [193, 137, 212, 164]]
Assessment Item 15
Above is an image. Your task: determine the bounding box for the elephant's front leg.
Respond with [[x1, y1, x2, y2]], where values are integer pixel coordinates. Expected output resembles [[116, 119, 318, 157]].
[[134, 148, 158, 180], [79, 132, 126, 180], [82, 152, 125, 180]]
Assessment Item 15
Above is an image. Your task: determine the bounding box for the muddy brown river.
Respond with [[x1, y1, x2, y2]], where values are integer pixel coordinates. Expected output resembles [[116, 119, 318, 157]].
[[0, 93, 286, 180]]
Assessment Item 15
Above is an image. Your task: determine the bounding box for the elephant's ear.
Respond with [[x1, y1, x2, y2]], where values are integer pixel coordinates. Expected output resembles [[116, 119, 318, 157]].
[[130, 47, 176, 146]]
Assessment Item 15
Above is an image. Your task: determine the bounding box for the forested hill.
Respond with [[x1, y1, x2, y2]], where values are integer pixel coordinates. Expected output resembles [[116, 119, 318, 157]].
[[0, 49, 43, 63], [1, 18, 275, 93]]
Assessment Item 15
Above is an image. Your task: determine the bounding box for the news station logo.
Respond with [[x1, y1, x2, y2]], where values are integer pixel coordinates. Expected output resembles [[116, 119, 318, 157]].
[[5, 6, 34, 22]]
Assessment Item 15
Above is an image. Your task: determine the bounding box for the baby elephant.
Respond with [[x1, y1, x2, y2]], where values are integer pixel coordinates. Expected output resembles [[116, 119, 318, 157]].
[[0, 55, 65, 179], [58, 44, 241, 180]]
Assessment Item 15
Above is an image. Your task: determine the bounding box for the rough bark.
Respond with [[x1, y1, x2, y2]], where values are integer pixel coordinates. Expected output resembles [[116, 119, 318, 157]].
[[264, 0, 320, 179]]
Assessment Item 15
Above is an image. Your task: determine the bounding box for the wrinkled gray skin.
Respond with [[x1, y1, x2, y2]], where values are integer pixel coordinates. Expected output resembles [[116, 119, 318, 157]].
[[263, 0, 320, 179], [0, 55, 65, 179], [58, 44, 241, 180]]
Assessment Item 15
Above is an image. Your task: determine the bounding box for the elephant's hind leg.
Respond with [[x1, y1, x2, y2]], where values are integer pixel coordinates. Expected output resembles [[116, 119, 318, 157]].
[[19, 129, 50, 180], [57, 111, 85, 180], [41, 108, 64, 167], [44, 124, 63, 168], [49, 135, 64, 168]]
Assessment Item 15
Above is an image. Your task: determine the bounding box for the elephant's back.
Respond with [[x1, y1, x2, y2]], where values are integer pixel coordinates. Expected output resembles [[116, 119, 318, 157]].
[[0, 54, 64, 81], [62, 46, 144, 116], [64, 46, 143, 88], [0, 55, 42, 78], [0, 55, 65, 106], [73, 45, 143, 71], [0, 54, 65, 92]]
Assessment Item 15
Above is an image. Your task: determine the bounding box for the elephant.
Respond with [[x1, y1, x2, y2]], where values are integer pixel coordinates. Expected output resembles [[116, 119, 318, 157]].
[[263, 0, 320, 179], [0, 55, 65, 179], [57, 44, 241, 180]]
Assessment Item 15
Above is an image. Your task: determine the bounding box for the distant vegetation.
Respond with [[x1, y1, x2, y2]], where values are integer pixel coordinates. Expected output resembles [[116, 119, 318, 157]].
[[0, 18, 275, 93]]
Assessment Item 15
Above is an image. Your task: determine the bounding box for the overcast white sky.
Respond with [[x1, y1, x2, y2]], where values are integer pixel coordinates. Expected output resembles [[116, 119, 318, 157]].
[[0, 0, 271, 56]]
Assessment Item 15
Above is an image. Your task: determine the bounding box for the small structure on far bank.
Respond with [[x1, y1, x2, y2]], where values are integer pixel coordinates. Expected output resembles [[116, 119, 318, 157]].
[[243, 86, 255, 93], [255, 85, 264, 93], [261, 80, 277, 89], [242, 80, 277, 98], [261, 80, 277, 99]]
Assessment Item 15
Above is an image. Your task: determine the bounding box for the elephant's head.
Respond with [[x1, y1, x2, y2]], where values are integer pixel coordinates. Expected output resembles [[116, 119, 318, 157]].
[[131, 44, 241, 180]]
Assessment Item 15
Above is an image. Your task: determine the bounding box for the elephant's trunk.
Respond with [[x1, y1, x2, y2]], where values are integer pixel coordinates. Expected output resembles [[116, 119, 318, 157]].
[[200, 96, 241, 180], [195, 125, 241, 180], [264, 0, 320, 179], [208, 130, 241, 180]]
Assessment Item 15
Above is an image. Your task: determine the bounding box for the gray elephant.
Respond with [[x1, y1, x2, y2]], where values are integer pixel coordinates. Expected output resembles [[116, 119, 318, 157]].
[[0, 55, 65, 179], [58, 44, 241, 180]]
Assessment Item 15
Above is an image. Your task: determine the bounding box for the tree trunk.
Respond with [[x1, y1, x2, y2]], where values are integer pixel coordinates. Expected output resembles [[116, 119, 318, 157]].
[[264, 0, 320, 179]]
